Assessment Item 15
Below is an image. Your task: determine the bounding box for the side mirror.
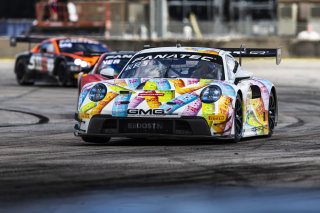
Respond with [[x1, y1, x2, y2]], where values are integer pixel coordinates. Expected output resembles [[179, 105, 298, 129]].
[[234, 76, 250, 85], [100, 68, 115, 79]]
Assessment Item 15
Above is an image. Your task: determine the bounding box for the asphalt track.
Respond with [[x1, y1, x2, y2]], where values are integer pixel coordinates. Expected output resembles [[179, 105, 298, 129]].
[[1, 59, 320, 212]]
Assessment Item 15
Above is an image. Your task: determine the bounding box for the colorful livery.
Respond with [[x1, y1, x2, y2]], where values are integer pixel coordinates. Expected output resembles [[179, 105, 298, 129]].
[[75, 46, 280, 143]]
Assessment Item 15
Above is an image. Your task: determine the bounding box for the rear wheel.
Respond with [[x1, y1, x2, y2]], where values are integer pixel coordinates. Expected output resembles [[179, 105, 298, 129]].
[[267, 92, 276, 137], [81, 136, 111, 144], [15, 58, 34, 85], [57, 61, 70, 86], [232, 94, 243, 143]]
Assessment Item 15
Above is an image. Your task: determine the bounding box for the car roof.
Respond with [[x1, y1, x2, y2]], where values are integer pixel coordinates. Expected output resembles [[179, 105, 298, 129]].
[[138, 46, 228, 57]]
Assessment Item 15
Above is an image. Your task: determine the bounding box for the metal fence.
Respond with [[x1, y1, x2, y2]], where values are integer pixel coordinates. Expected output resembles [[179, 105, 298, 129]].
[[167, 20, 277, 39], [0, 1, 312, 40]]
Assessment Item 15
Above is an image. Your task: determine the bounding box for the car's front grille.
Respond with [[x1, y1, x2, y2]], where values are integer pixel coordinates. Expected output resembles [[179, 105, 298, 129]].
[[119, 119, 173, 134], [175, 120, 192, 134], [87, 115, 212, 136]]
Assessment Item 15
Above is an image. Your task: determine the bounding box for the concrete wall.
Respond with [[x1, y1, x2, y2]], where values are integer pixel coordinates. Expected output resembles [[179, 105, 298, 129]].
[[0, 37, 30, 58], [0, 36, 318, 58]]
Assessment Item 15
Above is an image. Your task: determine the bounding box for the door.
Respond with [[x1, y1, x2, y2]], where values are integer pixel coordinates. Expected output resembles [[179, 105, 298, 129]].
[[29, 41, 56, 74]]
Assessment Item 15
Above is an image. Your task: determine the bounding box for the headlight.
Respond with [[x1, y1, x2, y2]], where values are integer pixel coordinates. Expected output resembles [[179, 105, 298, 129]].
[[80, 61, 89, 68], [74, 59, 90, 68], [89, 83, 107, 102], [200, 85, 222, 103], [74, 58, 82, 65]]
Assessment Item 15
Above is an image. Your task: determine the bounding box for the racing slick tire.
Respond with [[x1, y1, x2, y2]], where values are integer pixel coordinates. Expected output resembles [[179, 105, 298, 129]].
[[81, 136, 111, 144], [266, 92, 276, 137], [15, 58, 34, 85], [57, 61, 71, 87], [232, 94, 243, 143]]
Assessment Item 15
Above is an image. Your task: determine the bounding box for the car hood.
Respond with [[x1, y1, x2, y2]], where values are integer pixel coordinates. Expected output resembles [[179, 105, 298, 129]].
[[79, 78, 237, 119]]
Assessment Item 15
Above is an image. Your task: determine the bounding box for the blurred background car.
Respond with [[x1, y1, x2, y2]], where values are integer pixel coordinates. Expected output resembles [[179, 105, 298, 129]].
[[78, 51, 135, 90], [12, 36, 109, 86]]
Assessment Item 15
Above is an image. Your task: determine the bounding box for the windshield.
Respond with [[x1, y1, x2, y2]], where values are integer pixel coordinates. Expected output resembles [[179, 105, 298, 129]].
[[97, 54, 133, 75], [119, 52, 224, 80], [58, 39, 108, 53]]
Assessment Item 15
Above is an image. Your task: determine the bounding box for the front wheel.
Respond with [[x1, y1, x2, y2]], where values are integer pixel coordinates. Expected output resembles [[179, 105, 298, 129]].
[[232, 94, 243, 143], [15, 59, 34, 85], [81, 136, 111, 144]]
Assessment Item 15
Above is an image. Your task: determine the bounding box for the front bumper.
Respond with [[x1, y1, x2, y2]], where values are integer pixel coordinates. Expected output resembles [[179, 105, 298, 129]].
[[74, 114, 226, 139]]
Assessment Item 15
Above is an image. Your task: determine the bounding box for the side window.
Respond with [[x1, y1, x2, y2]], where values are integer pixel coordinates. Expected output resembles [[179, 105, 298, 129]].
[[40, 42, 55, 54], [226, 55, 236, 81]]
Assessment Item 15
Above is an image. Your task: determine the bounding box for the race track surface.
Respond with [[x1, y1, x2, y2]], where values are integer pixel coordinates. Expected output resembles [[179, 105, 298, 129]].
[[0, 59, 320, 211]]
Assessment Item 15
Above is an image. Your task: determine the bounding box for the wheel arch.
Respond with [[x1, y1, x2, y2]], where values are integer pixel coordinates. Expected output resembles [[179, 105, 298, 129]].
[[250, 85, 262, 99], [14, 53, 31, 73], [53, 57, 66, 76]]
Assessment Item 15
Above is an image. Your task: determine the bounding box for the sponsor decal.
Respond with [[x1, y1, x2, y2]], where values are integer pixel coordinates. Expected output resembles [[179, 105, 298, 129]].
[[105, 54, 133, 59], [127, 122, 164, 130], [103, 59, 121, 65], [208, 114, 226, 122], [59, 39, 99, 48], [251, 126, 267, 132], [138, 92, 164, 97], [249, 51, 266, 55], [79, 112, 90, 119], [131, 53, 217, 63], [127, 109, 165, 115], [126, 108, 179, 117]]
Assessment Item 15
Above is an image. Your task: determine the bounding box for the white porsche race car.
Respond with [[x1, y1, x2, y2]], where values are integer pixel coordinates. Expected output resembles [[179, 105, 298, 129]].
[[75, 46, 281, 143]]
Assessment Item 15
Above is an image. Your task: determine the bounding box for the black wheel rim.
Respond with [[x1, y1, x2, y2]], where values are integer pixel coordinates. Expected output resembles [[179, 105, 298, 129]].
[[268, 94, 276, 131], [235, 98, 243, 137]]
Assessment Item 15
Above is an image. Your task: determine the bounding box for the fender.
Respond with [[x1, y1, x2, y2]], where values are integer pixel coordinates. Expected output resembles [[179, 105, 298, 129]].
[[14, 52, 32, 73]]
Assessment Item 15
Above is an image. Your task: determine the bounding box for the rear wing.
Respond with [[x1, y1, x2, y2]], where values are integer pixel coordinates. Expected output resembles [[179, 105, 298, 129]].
[[221, 48, 282, 65], [10, 35, 49, 49]]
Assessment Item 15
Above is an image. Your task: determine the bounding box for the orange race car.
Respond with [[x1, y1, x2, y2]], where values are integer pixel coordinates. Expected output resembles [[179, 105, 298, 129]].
[[10, 36, 109, 86]]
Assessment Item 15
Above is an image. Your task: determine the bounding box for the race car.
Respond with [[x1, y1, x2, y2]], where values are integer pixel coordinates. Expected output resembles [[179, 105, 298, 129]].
[[11, 36, 109, 86], [74, 46, 281, 143], [78, 51, 135, 90]]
